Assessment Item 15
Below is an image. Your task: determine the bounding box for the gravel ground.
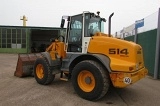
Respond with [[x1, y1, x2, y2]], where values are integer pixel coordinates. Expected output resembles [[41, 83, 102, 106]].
[[0, 53, 160, 106]]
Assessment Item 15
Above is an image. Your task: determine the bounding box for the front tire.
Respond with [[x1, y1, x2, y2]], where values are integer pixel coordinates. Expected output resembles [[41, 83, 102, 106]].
[[34, 58, 55, 85], [72, 60, 110, 101]]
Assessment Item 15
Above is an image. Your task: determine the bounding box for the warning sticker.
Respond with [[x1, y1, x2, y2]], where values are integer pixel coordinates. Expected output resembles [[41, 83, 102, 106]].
[[123, 77, 132, 84]]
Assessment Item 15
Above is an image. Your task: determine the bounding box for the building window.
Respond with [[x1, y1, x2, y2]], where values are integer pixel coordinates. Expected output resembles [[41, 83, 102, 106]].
[[0, 28, 27, 49], [2, 28, 6, 48], [7, 29, 11, 48]]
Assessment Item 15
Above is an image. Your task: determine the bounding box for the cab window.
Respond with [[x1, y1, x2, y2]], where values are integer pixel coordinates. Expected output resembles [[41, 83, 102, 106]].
[[67, 15, 82, 52]]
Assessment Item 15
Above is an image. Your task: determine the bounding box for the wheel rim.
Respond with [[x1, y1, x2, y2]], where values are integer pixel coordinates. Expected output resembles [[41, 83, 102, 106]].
[[36, 64, 44, 79], [78, 70, 95, 92]]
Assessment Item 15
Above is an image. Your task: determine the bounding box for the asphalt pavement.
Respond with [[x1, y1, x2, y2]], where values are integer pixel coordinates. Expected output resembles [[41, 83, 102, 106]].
[[0, 53, 160, 106]]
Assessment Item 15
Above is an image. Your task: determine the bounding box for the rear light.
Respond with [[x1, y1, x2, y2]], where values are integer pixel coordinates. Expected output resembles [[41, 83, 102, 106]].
[[129, 67, 134, 71], [137, 50, 141, 54]]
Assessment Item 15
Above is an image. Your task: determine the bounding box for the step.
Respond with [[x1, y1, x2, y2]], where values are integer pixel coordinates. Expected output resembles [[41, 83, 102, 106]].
[[60, 78, 68, 81], [63, 71, 69, 74]]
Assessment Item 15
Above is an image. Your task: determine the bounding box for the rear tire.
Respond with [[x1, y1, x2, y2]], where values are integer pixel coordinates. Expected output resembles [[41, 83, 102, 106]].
[[72, 60, 110, 101], [34, 58, 55, 85]]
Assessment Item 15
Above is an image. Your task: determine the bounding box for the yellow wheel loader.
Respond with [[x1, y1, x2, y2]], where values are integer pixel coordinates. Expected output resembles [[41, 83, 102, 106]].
[[15, 11, 148, 101]]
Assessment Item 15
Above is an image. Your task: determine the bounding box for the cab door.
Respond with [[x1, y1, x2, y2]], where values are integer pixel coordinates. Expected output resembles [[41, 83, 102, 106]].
[[66, 14, 83, 53]]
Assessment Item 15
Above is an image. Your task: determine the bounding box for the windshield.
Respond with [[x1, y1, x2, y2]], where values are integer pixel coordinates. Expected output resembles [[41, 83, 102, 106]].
[[88, 17, 101, 36], [84, 13, 105, 37]]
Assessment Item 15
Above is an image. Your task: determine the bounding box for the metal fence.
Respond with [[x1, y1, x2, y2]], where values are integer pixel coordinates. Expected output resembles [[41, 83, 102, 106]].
[[114, 9, 160, 79]]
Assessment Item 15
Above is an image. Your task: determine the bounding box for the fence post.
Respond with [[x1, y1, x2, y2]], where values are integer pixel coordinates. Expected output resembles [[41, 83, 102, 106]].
[[154, 8, 160, 79], [134, 18, 144, 43], [134, 28, 138, 43]]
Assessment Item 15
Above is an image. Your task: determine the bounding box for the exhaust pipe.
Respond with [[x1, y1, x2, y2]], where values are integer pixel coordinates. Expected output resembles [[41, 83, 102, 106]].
[[108, 12, 114, 37]]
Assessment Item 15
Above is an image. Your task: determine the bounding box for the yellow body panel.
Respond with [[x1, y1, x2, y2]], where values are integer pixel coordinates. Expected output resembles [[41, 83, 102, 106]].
[[88, 32, 144, 72], [109, 57, 136, 72], [87, 32, 148, 87]]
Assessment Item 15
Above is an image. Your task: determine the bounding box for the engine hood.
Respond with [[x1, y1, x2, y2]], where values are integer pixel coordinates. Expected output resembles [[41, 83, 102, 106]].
[[87, 33, 145, 72]]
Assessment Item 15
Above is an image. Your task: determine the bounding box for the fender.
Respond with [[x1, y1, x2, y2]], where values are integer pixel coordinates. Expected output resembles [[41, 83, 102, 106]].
[[41, 52, 61, 67], [91, 54, 112, 72], [68, 53, 112, 73]]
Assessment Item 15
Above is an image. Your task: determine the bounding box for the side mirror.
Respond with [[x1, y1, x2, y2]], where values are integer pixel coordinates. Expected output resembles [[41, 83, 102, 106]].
[[60, 19, 65, 28]]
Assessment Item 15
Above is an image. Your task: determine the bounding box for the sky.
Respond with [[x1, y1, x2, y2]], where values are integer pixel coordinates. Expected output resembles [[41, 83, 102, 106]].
[[0, 0, 160, 34]]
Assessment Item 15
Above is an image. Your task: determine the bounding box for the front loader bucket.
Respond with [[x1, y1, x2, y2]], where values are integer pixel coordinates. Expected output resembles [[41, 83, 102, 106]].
[[14, 53, 41, 77]]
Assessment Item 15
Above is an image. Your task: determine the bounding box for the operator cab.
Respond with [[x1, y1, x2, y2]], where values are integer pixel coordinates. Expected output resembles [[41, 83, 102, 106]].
[[60, 11, 106, 53]]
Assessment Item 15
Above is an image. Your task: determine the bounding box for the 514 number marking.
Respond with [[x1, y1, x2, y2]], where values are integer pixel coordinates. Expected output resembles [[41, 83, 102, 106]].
[[109, 48, 129, 55]]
